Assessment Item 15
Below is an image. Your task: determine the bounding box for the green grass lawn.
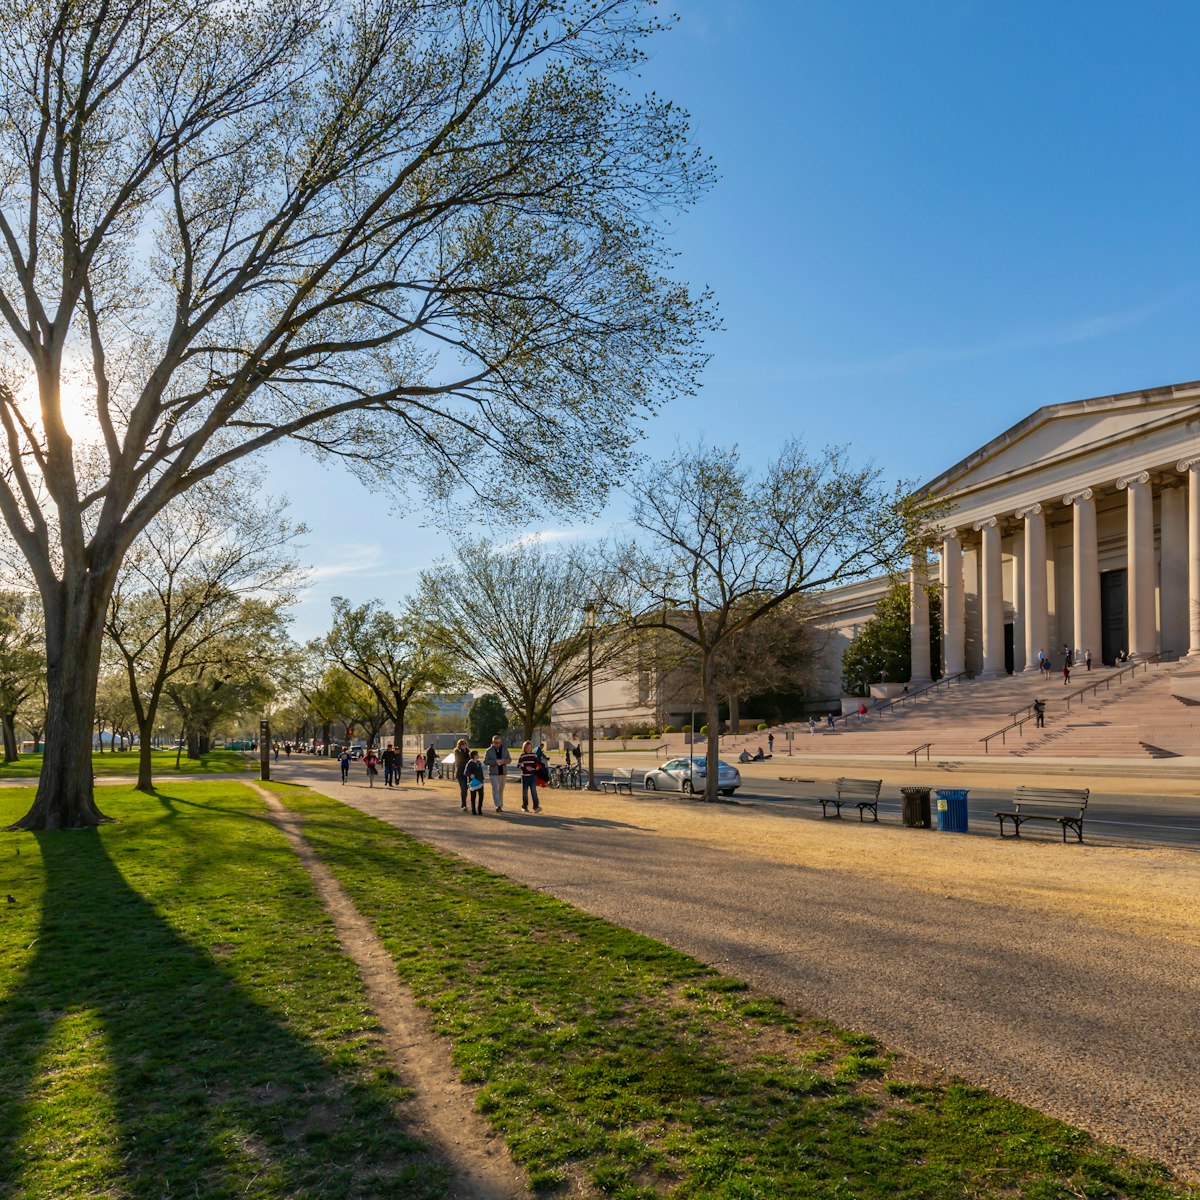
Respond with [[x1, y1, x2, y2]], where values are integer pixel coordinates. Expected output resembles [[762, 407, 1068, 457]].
[[0, 749, 252, 779], [0, 783, 444, 1200], [1, 781, 1195, 1199]]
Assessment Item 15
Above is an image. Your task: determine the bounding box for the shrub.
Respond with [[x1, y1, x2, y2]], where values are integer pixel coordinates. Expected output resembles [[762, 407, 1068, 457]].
[[662, 725, 676, 734], [699, 724, 709, 735], [682, 724, 692, 733], [756, 723, 768, 731]]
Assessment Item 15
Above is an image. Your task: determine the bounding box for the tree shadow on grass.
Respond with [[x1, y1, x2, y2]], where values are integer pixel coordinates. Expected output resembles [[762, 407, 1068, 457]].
[[0, 821, 447, 1199]]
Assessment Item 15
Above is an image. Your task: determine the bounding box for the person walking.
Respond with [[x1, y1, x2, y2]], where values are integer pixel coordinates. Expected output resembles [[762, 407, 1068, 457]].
[[414, 751, 426, 784], [453, 737, 470, 810], [338, 747, 351, 783], [484, 734, 511, 812], [382, 743, 397, 787], [1085, 648, 1093, 671], [767, 732, 774, 754], [1033, 698, 1045, 728], [364, 747, 379, 786], [1062, 661, 1071, 685], [425, 742, 438, 782], [517, 740, 542, 812], [465, 750, 485, 814]]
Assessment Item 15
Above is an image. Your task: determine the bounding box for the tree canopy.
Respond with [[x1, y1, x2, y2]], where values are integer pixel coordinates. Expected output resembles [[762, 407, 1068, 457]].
[[0, 0, 711, 829], [841, 580, 942, 695], [415, 538, 626, 740]]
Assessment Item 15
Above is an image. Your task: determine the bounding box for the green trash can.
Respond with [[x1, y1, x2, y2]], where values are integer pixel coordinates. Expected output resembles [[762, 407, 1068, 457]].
[[900, 786, 932, 828], [935, 788, 969, 833]]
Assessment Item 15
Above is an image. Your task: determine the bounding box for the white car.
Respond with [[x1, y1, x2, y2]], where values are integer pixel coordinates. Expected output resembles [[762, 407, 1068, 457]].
[[644, 756, 741, 797]]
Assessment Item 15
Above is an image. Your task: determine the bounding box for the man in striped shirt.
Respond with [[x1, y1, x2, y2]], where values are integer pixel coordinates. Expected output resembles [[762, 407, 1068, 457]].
[[517, 741, 542, 813]]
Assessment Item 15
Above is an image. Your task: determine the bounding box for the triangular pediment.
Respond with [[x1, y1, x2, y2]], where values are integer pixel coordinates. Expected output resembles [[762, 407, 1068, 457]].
[[924, 381, 1200, 499]]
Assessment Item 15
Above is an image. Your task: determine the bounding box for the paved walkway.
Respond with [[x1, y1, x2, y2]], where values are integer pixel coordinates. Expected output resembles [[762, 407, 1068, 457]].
[[281, 759, 1200, 1183]]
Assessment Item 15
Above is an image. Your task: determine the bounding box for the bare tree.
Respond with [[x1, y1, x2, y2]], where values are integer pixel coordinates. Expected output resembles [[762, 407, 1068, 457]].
[[0, 0, 712, 829], [319, 597, 456, 756], [613, 442, 926, 801], [415, 538, 626, 740], [104, 475, 303, 790]]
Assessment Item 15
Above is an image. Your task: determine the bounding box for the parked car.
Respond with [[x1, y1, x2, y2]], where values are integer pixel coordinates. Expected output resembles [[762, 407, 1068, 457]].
[[644, 756, 741, 797]]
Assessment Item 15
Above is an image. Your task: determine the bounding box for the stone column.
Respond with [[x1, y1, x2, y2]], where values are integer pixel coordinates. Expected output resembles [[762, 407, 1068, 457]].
[[1017, 503, 1048, 670], [1180, 458, 1200, 657], [1160, 486, 1187, 654], [1063, 488, 1101, 659], [909, 550, 931, 685], [973, 517, 1005, 678], [1117, 472, 1155, 657], [1010, 527, 1026, 673], [941, 530, 965, 676]]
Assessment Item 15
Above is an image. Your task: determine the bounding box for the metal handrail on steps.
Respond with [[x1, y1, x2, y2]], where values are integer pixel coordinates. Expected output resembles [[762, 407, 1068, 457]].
[[980, 652, 1172, 752], [907, 742, 932, 766], [831, 671, 970, 727]]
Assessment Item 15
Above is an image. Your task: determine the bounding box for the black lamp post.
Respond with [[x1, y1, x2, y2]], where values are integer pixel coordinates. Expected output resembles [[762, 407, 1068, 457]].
[[585, 602, 598, 790]]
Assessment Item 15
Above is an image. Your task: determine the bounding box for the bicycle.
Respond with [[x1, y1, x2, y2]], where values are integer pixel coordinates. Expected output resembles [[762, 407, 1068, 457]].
[[548, 764, 589, 789]]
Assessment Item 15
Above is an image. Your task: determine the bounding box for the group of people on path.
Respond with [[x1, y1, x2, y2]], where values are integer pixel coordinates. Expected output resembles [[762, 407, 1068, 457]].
[[335, 734, 552, 816], [453, 735, 550, 815]]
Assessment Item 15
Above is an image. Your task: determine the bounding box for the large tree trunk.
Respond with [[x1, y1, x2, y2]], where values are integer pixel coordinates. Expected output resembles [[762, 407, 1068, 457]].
[[322, 721, 331, 755], [10, 582, 111, 830], [728, 694, 740, 736], [135, 699, 160, 791], [2, 712, 19, 763]]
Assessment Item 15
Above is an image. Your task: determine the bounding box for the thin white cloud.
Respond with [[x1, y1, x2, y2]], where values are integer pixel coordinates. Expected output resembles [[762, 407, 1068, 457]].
[[299, 543, 385, 583], [494, 528, 590, 553], [786, 298, 1170, 383]]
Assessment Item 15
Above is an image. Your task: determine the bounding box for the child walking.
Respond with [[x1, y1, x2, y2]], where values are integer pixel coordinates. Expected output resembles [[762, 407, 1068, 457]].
[[465, 750, 485, 814], [414, 751, 426, 784]]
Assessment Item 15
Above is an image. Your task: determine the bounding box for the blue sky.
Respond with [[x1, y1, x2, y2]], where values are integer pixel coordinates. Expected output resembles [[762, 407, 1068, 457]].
[[270, 0, 1200, 641]]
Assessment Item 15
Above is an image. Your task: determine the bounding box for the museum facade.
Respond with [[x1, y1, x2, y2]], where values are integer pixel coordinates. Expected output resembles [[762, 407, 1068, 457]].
[[908, 378, 1200, 680]]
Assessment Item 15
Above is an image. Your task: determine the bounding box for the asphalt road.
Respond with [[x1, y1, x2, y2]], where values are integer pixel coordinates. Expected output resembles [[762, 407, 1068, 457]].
[[716, 774, 1200, 847], [278, 756, 1200, 1182]]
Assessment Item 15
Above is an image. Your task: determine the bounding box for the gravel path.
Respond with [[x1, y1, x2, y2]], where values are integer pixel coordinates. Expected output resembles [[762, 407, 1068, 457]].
[[284, 762, 1200, 1183]]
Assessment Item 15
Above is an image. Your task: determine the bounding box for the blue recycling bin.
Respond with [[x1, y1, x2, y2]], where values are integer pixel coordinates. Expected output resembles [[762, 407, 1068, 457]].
[[935, 788, 970, 833]]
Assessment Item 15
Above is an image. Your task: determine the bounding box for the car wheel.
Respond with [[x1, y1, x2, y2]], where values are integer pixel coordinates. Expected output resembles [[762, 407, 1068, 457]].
[[644, 777, 657, 790], [682, 778, 695, 794]]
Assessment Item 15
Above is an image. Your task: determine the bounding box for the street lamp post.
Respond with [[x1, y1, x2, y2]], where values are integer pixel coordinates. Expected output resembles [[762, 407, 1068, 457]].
[[585, 603, 598, 790]]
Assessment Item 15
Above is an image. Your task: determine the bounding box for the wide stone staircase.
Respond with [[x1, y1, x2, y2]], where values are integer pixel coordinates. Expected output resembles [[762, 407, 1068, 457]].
[[754, 658, 1200, 760]]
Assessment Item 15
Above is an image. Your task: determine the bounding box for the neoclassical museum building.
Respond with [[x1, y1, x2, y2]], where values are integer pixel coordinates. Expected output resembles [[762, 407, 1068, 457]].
[[556, 379, 1200, 731], [755, 377, 1200, 712], [914, 378, 1200, 680], [819, 378, 1200, 698]]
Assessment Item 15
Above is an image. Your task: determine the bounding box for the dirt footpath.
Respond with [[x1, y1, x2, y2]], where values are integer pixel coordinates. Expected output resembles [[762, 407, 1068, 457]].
[[284, 762, 1200, 1183]]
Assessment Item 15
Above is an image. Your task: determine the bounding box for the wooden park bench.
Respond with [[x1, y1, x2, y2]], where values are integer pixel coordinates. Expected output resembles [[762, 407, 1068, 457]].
[[801, 777, 883, 820], [601, 767, 639, 795], [995, 786, 1089, 842]]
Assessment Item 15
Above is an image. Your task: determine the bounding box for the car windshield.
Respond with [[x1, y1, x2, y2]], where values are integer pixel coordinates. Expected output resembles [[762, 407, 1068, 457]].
[[681, 758, 735, 770]]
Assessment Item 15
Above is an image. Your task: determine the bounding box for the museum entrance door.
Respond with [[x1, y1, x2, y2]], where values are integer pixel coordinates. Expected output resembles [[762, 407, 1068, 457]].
[[1100, 569, 1127, 665]]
